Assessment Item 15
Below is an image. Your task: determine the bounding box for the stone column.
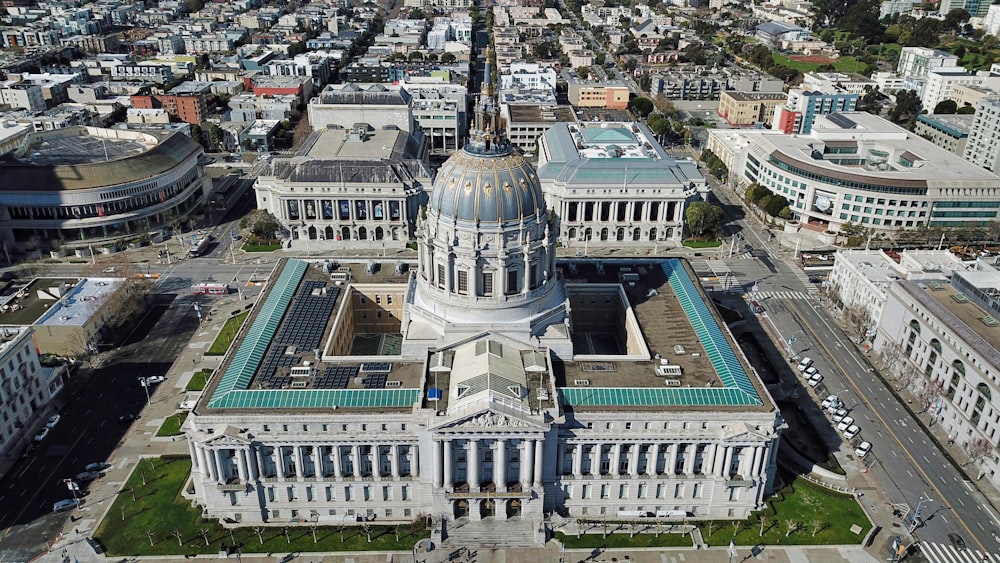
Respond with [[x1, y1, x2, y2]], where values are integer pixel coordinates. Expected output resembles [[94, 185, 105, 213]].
[[391, 444, 400, 478], [521, 440, 533, 486], [351, 444, 361, 478], [276, 447, 286, 482], [666, 443, 678, 475], [433, 441, 443, 487], [443, 440, 454, 489], [251, 447, 262, 480], [533, 439, 543, 487], [683, 444, 697, 475], [373, 444, 383, 481], [188, 440, 199, 472], [333, 446, 343, 479], [722, 446, 734, 478], [412, 443, 419, 478], [294, 446, 304, 479], [611, 443, 622, 476], [591, 444, 601, 477], [572, 444, 584, 478], [215, 449, 226, 483], [468, 439, 479, 490], [628, 443, 640, 476], [196, 445, 209, 477], [237, 449, 248, 482], [751, 446, 763, 478], [495, 439, 506, 489]]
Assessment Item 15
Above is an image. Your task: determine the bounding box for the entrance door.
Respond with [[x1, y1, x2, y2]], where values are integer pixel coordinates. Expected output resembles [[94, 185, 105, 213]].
[[480, 499, 495, 519], [506, 499, 521, 518], [454, 500, 469, 519]]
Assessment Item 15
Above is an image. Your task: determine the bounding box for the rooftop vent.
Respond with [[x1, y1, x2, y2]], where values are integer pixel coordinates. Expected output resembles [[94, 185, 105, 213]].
[[982, 316, 999, 327]]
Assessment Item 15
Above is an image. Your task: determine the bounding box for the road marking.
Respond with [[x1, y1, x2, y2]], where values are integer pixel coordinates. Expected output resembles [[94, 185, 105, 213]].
[[786, 299, 990, 554]]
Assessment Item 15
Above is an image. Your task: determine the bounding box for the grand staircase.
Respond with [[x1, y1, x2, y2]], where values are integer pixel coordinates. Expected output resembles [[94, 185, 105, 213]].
[[441, 518, 542, 550]]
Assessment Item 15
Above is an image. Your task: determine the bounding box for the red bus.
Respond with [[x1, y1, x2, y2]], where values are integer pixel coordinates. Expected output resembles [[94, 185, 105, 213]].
[[192, 282, 229, 295]]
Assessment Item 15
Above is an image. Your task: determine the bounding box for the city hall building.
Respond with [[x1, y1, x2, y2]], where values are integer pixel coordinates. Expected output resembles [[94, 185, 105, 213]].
[[186, 88, 780, 541]]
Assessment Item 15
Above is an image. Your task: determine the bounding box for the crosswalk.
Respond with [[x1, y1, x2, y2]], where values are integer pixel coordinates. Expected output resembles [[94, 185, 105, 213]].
[[751, 290, 812, 300], [920, 540, 1000, 563]]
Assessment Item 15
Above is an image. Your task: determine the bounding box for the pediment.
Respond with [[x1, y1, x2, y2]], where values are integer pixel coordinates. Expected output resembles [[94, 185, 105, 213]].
[[201, 426, 252, 447], [431, 407, 545, 433], [720, 421, 771, 442]]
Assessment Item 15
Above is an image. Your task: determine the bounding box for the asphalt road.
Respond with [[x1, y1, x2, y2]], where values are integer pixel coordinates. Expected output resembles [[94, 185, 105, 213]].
[[709, 180, 1000, 559], [0, 293, 201, 561]]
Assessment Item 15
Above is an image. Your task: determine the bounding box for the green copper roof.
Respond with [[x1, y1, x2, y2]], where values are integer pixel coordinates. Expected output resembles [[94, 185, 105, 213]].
[[559, 259, 763, 408], [206, 258, 421, 411]]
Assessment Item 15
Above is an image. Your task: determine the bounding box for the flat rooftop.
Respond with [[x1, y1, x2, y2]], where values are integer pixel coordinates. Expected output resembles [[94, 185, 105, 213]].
[[507, 104, 576, 124], [304, 127, 407, 160], [36, 277, 125, 327], [201, 258, 769, 414], [15, 132, 151, 166], [0, 278, 84, 325]]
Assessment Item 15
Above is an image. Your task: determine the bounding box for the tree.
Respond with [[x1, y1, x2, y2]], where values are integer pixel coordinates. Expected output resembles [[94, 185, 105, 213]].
[[934, 99, 958, 114], [311, 525, 319, 543], [576, 66, 590, 80], [254, 527, 265, 544], [200, 527, 211, 546], [785, 520, 799, 537], [441, 52, 456, 63], [859, 85, 882, 114], [628, 96, 654, 118], [964, 437, 994, 468], [146, 529, 155, 547], [686, 201, 724, 237], [208, 125, 223, 151], [758, 513, 769, 536], [811, 519, 827, 537], [888, 89, 921, 123], [283, 527, 291, 543], [172, 529, 184, 546]]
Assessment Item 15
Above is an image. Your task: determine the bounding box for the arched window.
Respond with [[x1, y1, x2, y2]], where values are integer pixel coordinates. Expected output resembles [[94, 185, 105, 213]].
[[930, 339, 942, 353], [977, 382, 991, 401], [909, 319, 921, 334]]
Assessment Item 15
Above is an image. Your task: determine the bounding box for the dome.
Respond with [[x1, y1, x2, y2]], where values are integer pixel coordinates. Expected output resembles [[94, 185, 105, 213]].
[[428, 146, 546, 225]]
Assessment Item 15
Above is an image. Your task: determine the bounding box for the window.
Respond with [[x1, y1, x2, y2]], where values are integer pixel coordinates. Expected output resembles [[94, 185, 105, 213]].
[[437, 264, 446, 289], [457, 270, 468, 294], [507, 270, 518, 294], [601, 484, 609, 499], [482, 273, 494, 296]]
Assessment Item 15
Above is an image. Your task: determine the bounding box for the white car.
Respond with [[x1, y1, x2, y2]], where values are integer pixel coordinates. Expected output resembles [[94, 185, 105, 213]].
[[144, 376, 166, 385], [33, 427, 50, 442], [821, 395, 840, 410], [808, 373, 823, 387], [46, 414, 61, 429], [844, 425, 861, 440], [797, 357, 814, 372], [837, 417, 855, 431], [102, 266, 116, 274], [826, 400, 844, 413], [855, 441, 872, 458], [804, 366, 819, 378], [832, 408, 849, 423]]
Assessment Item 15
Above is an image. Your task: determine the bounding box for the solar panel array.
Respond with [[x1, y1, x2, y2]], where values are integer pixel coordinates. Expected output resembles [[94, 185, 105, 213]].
[[363, 373, 388, 389], [272, 281, 339, 352], [314, 365, 359, 389], [361, 362, 391, 373], [257, 349, 301, 388]]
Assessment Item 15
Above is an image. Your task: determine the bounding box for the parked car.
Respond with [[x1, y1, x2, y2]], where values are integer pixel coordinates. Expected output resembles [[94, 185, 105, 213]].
[[808, 373, 823, 387], [797, 357, 813, 372], [821, 395, 840, 410], [855, 441, 872, 458], [144, 376, 166, 385], [84, 462, 111, 472], [46, 414, 61, 429], [74, 470, 101, 482], [837, 417, 856, 431], [843, 425, 861, 440], [53, 498, 80, 512], [804, 366, 819, 378], [118, 413, 140, 424], [33, 427, 50, 442], [832, 408, 849, 423]]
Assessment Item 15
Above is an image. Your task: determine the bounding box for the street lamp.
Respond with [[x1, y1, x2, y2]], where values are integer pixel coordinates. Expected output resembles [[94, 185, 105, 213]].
[[786, 330, 806, 359], [909, 495, 933, 532], [139, 377, 150, 404]]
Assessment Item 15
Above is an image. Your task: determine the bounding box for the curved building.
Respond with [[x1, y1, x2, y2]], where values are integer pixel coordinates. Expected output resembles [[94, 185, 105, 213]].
[[707, 112, 1000, 236], [0, 126, 207, 250]]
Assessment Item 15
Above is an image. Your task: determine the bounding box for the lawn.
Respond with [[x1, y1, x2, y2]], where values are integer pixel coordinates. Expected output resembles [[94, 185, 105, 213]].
[[156, 412, 188, 437], [700, 474, 870, 547], [243, 242, 282, 252], [771, 53, 865, 73], [554, 473, 869, 550], [682, 239, 722, 248], [206, 311, 250, 356], [94, 456, 430, 557], [556, 527, 694, 548], [186, 369, 211, 392]]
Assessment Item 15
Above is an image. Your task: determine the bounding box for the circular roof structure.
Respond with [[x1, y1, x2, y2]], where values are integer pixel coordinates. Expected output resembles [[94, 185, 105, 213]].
[[428, 147, 545, 225]]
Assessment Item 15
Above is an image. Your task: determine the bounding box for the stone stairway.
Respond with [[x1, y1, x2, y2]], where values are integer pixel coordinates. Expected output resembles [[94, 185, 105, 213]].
[[441, 517, 541, 550]]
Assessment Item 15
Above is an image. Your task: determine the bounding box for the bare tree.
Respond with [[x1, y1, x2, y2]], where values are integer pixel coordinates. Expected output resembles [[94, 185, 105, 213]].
[[254, 527, 264, 544], [758, 513, 768, 537], [283, 527, 291, 543], [629, 522, 638, 538], [963, 437, 994, 467], [914, 379, 946, 414], [732, 520, 744, 535], [338, 524, 345, 542], [603, 522, 609, 538], [172, 529, 183, 546], [784, 520, 799, 537], [200, 527, 211, 546], [844, 305, 872, 343], [146, 529, 155, 547], [704, 520, 717, 537], [311, 525, 319, 544], [811, 519, 826, 537], [363, 521, 372, 543], [228, 528, 235, 545], [120, 504, 126, 521], [393, 524, 400, 542]]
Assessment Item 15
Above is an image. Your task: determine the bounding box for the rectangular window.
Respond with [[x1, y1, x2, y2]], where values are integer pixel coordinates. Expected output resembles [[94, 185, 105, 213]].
[[601, 484, 609, 499], [482, 273, 494, 296], [507, 270, 518, 295], [457, 270, 468, 294], [437, 264, 446, 289]]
